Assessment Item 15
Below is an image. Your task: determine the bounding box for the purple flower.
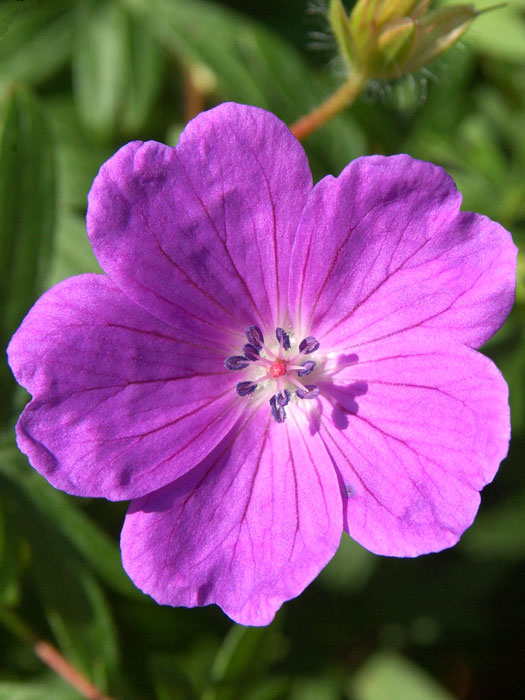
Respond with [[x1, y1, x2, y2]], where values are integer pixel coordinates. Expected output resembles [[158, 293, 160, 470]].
[[7, 103, 516, 626]]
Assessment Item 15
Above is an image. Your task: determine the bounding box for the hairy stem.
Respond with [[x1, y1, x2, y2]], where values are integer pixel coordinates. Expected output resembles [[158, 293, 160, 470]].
[[290, 71, 367, 141], [0, 608, 114, 700]]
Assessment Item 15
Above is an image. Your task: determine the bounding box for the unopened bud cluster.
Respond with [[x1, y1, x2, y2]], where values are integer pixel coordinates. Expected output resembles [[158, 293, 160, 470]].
[[329, 0, 478, 80]]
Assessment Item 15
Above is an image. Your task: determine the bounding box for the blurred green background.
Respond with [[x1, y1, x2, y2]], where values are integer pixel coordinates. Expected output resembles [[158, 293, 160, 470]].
[[1, 0, 524, 698]]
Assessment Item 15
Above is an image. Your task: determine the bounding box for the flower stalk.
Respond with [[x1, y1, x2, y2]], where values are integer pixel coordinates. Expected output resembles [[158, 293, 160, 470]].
[[290, 70, 366, 141], [290, 0, 495, 140]]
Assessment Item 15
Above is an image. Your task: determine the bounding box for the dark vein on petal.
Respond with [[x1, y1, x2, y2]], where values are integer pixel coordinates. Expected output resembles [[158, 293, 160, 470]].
[[140, 208, 246, 328], [335, 277, 481, 352], [55, 373, 226, 404], [71, 391, 239, 487], [175, 151, 265, 326], [231, 413, 271, 568], [156, 405, 264, 579], [229, 116, 281, 322], [284, 422, 301, 561], [321, 236, 432, 339], [104, 322, 226, 355], [355, 378, 472, 409], [295, 232, 313, 327], [352, 410, 476, 495], [290, 411, 330, 521], [321, 423, 398, 518], [132, 274, 238, 344], [305, 192, 420, 331]]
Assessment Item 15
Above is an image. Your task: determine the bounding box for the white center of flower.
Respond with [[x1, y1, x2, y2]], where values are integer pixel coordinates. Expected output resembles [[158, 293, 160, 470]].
[[224, 325, 321, 423]]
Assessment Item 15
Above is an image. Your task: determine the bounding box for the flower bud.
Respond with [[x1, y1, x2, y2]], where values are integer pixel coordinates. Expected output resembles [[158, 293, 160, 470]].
[[329, 0, 479, 80]]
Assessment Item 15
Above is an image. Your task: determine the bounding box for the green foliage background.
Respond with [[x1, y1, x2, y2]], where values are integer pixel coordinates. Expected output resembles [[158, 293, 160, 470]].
[[0, 0, 524, 698]]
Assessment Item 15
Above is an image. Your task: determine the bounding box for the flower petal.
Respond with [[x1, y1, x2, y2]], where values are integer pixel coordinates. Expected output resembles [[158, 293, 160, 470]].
[[7, 275, 245, 500], [87, 103, 312, 337], [121, 409, 343, 626], [289, 155, 516, 349], [317, 330, 510, 556]]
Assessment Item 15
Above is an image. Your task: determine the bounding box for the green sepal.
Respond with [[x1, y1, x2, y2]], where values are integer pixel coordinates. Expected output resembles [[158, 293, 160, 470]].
[[350, 0, 383, 53], [377, 0, 430, 25], [375, 18, 417, 77], [328, 0, 356, 66], [0, 86, 56, 424], [406, 6, 477, 73]]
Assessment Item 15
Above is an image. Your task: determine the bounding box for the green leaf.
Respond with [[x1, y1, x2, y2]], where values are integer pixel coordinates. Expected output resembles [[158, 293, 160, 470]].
[[0, 0, 74, 94], [211, 624, 285, 684], [351, 651, 455, 700], [291, 673, 344, 700], [462, 493, 525, 560], [471, 9, 525, 61], [0, 446, 139, 600], [0, 496, 22, 607], [72, 1, 129, 139], [45, 212, 101, 289], [244, 677, 291, 700], [318, 533, 376, 593], [0, 674, 79, 700], [34, 558, 118, 689], [0, 85, 57, 423], [0, 0, 25, 40], [208, 623, 286, 699], [485, 312, 525, 435], [438, 0, 525, 61], [72, 2, 164, 138], [148, 653, 199, 700], [0, 452, 119, 688], [45, 95, 115, 211], [121, 13, 164, 133]]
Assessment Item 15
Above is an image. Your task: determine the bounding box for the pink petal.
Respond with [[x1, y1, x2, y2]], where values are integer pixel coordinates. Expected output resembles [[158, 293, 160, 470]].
[[7, 275, 245, 500], [288, 155, 516, 350], [87, 103, 312, 337], [121, 409, 343, 626], [317, 329, 510, 556]]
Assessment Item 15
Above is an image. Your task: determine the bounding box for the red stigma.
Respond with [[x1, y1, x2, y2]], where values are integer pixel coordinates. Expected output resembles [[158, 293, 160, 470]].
[[269, 361, 286, 378]]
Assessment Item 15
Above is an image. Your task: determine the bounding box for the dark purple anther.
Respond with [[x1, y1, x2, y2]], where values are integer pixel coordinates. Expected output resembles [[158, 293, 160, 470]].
[[296, 384, 320, 400], [275, 327, 291, 350], [299, 336, 320, 354], [242, 343, 260, 361], [224, 355, 250, 371], [245, 325, 264, 350], [236, 381, 257, 396], [276, 390, 290, 407], [270, 394, 286, 423], [297, 360, 315, 377]]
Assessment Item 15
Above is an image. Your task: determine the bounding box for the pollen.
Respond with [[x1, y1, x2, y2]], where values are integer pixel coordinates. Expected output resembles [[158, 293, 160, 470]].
[[269, 361, 286, 378]]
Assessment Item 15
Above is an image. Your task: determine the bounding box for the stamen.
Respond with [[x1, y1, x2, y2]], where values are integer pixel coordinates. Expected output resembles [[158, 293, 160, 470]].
[[275, 327, 291, 351], [236, 381, 257, 396], [297, 360, 315, 377], [296, 384, 320, 399], [270, 394, 286, 423], [246, 325, 264, 350], [259, 342, 279, 361], [228, 324, 323, 421], [276, 390, 290, 407], [255, 355, 275, 368], [224, 355, 250, 371], [242, 343, 260, 361], [299, 336, 320, 354]]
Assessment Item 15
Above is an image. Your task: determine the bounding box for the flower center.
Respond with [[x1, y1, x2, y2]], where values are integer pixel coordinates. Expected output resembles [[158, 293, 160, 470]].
[[269, 361, 286, 378], [223, 325, 321, 423]]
